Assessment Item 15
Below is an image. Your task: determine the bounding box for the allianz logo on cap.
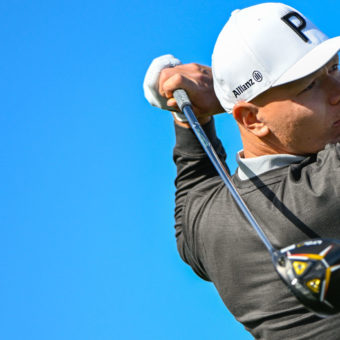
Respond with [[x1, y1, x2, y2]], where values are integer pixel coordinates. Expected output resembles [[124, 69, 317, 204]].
[[232, 71, 263, 98]]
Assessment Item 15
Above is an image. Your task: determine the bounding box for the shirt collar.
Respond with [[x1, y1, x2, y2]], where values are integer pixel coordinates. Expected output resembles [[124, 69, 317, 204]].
[[236, 151, 305, 180]]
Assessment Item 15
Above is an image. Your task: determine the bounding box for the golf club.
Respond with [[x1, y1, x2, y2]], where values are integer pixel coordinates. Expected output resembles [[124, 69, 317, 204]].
[[173, 88, 340, 317]]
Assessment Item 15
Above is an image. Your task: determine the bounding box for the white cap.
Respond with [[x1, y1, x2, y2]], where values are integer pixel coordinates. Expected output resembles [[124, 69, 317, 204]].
[[212, 3, 340, 113]]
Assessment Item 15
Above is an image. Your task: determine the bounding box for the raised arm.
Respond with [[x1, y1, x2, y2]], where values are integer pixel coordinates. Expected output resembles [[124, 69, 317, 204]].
[[173, 118, 227, 280], [144, 55, 228, 279]]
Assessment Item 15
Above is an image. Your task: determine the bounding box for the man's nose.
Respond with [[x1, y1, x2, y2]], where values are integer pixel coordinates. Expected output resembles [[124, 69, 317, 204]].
[[329, 73, 340, 105]]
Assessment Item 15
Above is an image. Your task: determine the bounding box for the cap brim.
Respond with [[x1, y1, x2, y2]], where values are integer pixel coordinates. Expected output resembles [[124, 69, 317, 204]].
[[273, 36, 340, 87]]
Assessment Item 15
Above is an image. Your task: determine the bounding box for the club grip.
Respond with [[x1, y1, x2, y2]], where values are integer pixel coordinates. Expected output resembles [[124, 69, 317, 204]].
[[173, 89, 192, 111]]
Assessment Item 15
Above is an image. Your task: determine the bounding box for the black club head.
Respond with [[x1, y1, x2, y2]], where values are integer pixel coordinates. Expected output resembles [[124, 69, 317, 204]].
[[273, 239, 340, 317]]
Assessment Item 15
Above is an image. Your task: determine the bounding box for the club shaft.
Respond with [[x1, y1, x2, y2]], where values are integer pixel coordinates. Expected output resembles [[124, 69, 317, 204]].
[[174, 89, 275, 254]]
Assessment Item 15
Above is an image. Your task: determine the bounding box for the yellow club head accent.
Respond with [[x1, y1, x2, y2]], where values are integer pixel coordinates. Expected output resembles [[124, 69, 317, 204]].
[[306, 278, 321, 294], [293, 261, 309, 276]]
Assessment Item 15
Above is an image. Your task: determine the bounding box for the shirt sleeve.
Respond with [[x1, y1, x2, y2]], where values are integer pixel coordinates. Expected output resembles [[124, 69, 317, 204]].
[[173, 118, 228, 280]]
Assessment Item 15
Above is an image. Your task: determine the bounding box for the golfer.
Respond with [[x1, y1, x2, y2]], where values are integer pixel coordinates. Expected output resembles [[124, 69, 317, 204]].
[[144, 3, 340, 339]]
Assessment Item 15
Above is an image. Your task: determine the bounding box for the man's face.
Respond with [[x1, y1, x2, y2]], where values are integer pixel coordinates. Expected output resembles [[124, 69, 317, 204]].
[[253, 55, 340, 155]]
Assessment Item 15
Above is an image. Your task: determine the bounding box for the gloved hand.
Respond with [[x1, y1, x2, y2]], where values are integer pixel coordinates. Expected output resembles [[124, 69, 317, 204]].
[[143, 54, 182, 112], [144, 55, 224, 124]]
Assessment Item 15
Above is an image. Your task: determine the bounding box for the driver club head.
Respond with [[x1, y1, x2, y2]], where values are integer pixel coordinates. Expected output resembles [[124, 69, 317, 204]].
[[273, 239, 340, 317]]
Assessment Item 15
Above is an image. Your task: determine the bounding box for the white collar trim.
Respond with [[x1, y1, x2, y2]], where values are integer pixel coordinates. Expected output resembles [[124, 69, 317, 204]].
[[236, 151, 305, 180]]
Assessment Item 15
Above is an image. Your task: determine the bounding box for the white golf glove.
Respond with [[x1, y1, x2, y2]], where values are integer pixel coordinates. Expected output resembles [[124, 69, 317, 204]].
[[143, 54, 187, 122]]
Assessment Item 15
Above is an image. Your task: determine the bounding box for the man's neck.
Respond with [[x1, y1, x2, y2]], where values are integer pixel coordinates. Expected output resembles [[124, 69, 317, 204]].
[[240, 128, 296, 158], [242, 140, 290, 158]]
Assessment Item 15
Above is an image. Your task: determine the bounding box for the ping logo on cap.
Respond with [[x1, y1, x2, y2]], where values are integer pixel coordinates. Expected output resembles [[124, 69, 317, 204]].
[[281, 11, 310, 43]]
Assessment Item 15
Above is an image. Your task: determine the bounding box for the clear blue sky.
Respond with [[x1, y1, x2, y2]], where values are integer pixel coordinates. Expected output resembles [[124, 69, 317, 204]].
[[1, 1, 339, 339]]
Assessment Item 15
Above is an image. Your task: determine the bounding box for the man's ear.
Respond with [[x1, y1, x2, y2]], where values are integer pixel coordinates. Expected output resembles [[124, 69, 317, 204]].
[[232, 101, 269, 137]]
